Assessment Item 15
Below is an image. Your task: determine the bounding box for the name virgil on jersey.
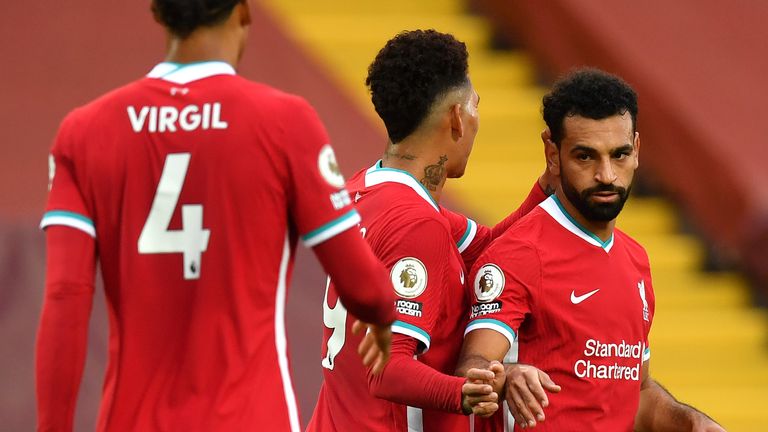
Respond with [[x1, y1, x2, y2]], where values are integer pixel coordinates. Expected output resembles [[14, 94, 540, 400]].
[[127, 103, 228, 133]]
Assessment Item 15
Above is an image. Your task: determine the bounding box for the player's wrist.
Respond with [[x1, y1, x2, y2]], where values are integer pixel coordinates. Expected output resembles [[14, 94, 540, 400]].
[[458, 377, 475, 415], [690, 410, 723, 430], [460, 395, 472, 415]]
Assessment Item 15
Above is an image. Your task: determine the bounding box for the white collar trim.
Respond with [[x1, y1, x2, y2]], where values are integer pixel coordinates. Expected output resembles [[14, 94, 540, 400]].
[[539, 195, 615, 252], [364, 161, 440, 212], [146, 61, 236, 84]]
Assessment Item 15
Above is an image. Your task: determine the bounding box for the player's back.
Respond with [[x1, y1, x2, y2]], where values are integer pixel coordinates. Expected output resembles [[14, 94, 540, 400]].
[[310, 164, 469, 432], [50, 62, 324, 431]]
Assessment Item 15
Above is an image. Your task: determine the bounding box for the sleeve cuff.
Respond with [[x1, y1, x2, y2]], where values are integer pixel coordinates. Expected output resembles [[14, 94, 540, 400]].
[[464, 318, 516, 349], [456, 218, 477, 253], [392, 320, 431, 353], [40, 210, 95, 238], [302, 209, 361, 247]]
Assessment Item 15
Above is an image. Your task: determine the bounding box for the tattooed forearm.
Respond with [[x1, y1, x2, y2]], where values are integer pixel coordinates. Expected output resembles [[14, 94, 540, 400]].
[[420, 155, 447, 191]]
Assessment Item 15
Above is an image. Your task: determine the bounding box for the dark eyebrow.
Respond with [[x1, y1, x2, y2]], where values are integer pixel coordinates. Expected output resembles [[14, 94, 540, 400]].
[[611, 144, 634, 155], [570, 144, 633, 155], [570, 145, 597, 155]]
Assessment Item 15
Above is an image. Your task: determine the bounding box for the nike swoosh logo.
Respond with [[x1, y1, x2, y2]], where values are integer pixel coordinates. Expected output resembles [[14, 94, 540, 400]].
[[570, 289, 600, 304]]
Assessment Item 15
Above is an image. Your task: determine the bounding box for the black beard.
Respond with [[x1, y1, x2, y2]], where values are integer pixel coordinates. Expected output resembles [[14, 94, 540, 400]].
[[561, 170, 630, 222]]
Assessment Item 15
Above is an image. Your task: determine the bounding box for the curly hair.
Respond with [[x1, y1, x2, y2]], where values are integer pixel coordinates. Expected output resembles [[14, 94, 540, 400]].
[[543, 68, 638, 146], [152, 0, 241, 38], [366, 29, 469, 144]]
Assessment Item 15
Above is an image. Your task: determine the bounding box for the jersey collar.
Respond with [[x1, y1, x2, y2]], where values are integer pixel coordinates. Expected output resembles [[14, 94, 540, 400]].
[[364, 160, 440, 212], [539, 195, 615, 252], [146, 61, 236, 84]]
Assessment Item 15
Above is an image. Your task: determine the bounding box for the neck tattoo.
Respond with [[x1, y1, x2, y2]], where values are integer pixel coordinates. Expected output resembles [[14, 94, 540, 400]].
[[420, 155, 448, 191], [384, 149, 416, 161]]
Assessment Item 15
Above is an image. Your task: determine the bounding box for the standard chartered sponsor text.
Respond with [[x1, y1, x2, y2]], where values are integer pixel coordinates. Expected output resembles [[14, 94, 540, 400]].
[[574, 339, 643, 381]]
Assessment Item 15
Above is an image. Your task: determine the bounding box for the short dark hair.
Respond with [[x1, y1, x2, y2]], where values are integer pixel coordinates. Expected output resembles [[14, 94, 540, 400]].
[[366, 29, 469, 143], [542, 68, 638, 146], [152, 0, 241, 38]]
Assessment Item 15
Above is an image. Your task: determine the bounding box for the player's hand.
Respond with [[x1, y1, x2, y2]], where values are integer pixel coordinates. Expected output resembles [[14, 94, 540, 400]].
[[504, 364, 561, 429], [487, 360, 507, 396], [352, 319, 391, 375], [691, 414, 727, 432], [461, 368, 499, 417]]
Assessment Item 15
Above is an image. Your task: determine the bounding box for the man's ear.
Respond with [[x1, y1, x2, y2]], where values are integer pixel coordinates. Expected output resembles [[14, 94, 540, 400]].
[[540, 127, 552, 146], [150, 1, 162, 24], [450, 104, 463, 141], [633, 131, 640, 169], [239, 0, 252, 26], [544, 131, 561, 177]]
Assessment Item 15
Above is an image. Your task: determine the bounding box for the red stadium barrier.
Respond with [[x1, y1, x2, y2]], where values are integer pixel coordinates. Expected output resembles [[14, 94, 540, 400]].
[[470, 0, 768, 299]]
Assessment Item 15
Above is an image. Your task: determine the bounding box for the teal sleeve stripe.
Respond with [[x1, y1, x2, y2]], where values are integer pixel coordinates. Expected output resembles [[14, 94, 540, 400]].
[[392, 320, 431, 343], [457, 218, 473, 247], [466, 318, 517, 339], [40, 210, 96, 238], [42, 210, 94, 226], [301, 209, 359, 243]]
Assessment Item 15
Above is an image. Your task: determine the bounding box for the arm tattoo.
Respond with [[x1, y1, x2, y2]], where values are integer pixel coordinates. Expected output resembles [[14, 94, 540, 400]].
[[420, 155, 448, 191]]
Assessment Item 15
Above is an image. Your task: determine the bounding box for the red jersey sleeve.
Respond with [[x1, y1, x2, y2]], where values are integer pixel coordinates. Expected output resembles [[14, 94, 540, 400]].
[[280, 97, 360, 247], [464, 239, 541, 349], [443, 181, 547, 270], [313, 229, 396, 325], [40, 113, 96, 238], [442, 207, 483, 255], [489, 181, 548, 239], [37, 226, 97, 432], [387, 218, 453, 353], [367, 334, 465, 413]]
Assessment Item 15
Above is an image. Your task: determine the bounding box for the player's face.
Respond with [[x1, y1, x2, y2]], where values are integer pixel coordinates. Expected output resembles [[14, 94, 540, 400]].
[[557, 113, 639, 222], [448, 83, 479, 178]]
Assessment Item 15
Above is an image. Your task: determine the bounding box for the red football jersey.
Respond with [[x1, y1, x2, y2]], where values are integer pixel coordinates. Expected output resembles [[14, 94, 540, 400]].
[[40, 62, 362, 431], [443, 181, 548, 272], [309, 162, 472, 432], [467, 195, 655, 432]]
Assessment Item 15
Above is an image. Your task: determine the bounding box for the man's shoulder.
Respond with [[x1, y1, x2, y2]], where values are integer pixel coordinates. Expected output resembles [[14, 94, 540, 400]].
[[54, 79, 148, 141], [498, 206, 549, 244], [223, 76, 313, 110], [365, 188, 449, 240], [100, 74, 311, 111], [64, 79, 145, 120], [380, 187, 444, 222], [614, 228, 650, 263], [474, 207, 551, 269]]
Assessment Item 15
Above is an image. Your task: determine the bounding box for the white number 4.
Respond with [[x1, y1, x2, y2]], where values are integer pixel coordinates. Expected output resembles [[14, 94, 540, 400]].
[[138, 153, 210, 279]]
